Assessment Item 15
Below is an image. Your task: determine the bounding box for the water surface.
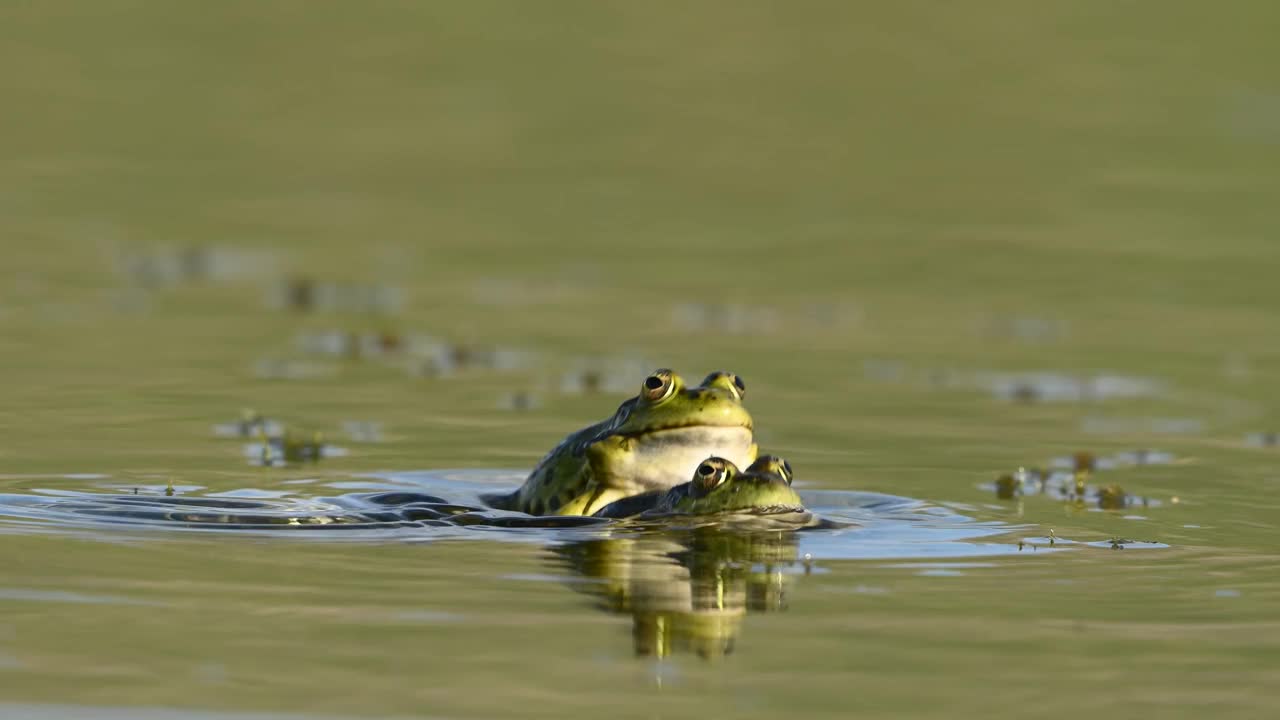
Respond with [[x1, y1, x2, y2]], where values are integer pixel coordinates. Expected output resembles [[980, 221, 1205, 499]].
[[2, 2, 1279, 718]]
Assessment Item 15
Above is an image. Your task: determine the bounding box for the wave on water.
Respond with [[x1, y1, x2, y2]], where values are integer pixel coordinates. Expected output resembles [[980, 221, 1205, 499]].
[[0, 469, 1062, 559]]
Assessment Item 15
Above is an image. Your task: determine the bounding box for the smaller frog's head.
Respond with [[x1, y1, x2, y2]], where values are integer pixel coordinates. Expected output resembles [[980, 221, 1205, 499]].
[[672, 455, 804, 515]]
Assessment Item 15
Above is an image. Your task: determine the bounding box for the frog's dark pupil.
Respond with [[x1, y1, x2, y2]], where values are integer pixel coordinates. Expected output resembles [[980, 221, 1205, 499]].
[[645, 376, 664, 390], [783, 461, 792, 476], [733, 376, 746, 392], [698, 464, 715, 476]]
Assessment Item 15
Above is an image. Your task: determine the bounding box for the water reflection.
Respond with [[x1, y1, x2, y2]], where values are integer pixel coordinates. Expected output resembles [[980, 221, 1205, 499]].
[[549, 526, 807, 659]]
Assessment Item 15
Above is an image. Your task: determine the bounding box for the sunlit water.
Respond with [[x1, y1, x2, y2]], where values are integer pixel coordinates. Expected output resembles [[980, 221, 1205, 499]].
[[4, 3, 1280, 718], [0, 470, 1031, 558]]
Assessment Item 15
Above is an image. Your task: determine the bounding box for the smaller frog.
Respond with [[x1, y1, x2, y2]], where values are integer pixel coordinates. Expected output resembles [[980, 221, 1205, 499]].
[[594, 455, 804, 519]]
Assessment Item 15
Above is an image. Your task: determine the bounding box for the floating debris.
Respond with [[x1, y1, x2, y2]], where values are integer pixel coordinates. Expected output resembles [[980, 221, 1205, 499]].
[[560, 356, 653, 395], [299, 327, 373, 356], [1096, 485, 1128, 511], [114, 245, 279, 288], [296, 330, 363, 357], [560, 369, 605, 394], [244, 430, 348, 467], [1111, 449, 1177, 466], [859, 362, 1164, 404], [498, 392, 540, 412], [405, 342, 536, 379], [977, 315, 1068, 343], [407, 352, 457, 379], [560, 368, 641, 395], [981, 372, 1163, 403], [1245, 432, 1280, 448], [252, 358, 338, 381], [1048, 449, 1176, 470], [464, 346, 536, 373], [213, 410, 283, 438], [341, 421, 384, 443], [267, 277, 405, 314], [1018, 534, 1167, 550], [994, 473, 1021, 500], [672, 300, 862, 336], [672, 302, 782, 335], [1072, 452, 1096, 473], [1088, 538, 1168, 550], [296, 330, 450, 360], [984, 457, 1160, 510]]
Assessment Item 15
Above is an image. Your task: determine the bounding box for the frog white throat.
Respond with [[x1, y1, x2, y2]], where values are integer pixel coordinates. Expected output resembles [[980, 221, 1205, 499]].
[[604, 425, 756, 494]]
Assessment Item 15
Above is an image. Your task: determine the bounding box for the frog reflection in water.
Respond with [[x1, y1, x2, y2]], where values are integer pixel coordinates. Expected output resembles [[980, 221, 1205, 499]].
[[550, 527, 805, 659], [484, 369, 756, 516], [549, 455, 814, 659]]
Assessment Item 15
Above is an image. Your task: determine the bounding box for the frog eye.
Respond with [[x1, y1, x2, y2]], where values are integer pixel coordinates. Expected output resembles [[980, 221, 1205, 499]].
[[692, 458, 730, 497], [781, 459, 794, 485], [699, 371, 745, 401], [642, 369, 675, 402]]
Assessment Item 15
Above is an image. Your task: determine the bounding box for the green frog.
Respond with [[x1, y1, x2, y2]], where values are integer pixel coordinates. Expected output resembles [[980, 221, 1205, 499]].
[[484, 369, 756, 516], [592, 455, 804, 519]]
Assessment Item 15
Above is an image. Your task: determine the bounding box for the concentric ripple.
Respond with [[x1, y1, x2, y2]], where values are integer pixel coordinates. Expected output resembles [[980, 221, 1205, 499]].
[[0, 470, 1034, 559]]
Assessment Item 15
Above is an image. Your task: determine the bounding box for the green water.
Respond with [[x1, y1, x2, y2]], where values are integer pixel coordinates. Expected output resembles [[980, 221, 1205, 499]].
[[3, 2, 1280, 717]]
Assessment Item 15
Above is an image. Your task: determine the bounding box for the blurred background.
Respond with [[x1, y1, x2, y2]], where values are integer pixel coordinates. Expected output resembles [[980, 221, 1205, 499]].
[[2, 2, 1279, 718]]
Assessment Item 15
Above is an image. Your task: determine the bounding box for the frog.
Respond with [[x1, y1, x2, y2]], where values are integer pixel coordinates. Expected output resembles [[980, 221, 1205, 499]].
[[483, 369, 756, 516], [592, 455, 804, 519]]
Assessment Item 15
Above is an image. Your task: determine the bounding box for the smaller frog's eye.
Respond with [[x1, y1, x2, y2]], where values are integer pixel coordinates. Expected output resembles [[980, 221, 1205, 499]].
[[781, 459, 794, 485], [642, 369, 675, 402], [692, 458, 729, 497], [732, 375, 746, 396]]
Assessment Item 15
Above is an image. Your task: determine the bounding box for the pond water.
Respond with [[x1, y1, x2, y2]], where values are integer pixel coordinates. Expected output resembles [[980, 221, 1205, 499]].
[[2, 3, 1279, 719]]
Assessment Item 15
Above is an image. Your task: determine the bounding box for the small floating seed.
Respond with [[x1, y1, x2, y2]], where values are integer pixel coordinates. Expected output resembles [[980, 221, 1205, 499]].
[[994, 474, 1019, 500], [1097, 484, 1127, 510]]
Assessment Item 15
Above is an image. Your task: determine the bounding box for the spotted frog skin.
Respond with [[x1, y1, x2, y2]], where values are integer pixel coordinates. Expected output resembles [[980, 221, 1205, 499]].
[[484, 369, 756, 516], [593, 455, 804, 518]]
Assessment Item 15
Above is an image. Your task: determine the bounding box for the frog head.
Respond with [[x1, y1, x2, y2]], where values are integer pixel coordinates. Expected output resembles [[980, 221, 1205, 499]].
[[666, 455, 804, 515], [578, 370, 756, 507]]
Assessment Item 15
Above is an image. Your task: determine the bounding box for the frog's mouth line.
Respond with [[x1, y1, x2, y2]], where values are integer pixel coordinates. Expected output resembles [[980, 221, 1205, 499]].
[[627, 425, 754, 451], [713, 505, 808, 516], [618, 422, 753, 440], [615, 426, 756, 494]]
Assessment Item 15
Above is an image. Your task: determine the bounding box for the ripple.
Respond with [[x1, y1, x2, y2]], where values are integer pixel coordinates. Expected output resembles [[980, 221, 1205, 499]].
[[0, 469, 1074, 560], [0, 588, 163, 606], [0, 703, 381, 720]]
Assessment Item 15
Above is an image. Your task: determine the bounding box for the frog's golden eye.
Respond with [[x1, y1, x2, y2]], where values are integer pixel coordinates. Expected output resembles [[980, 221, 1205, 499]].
[[692, 458, 730, 497], [781, 459, 794, 485], [642, 369, 675, 402]]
